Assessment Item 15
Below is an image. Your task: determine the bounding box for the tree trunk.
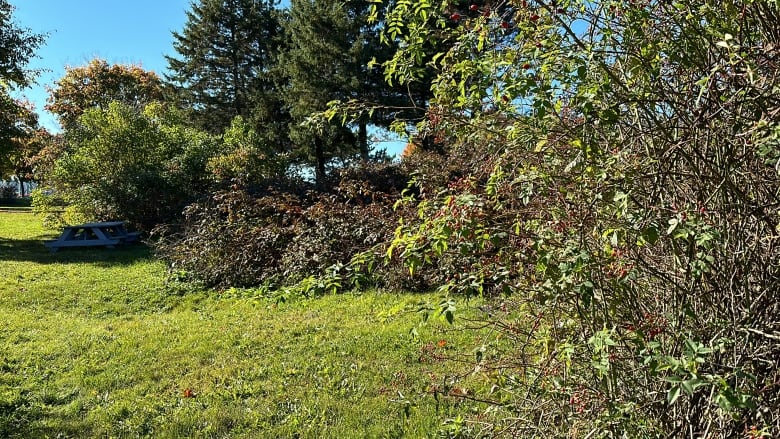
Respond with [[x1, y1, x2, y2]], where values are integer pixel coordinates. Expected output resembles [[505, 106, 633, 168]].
[[358, 117, 369, 161], [314, 136, 327, 189]]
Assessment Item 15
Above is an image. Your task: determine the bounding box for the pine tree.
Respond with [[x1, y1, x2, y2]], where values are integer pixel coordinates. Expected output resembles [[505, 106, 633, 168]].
[[165, 0, 283, 135], [281, 0, 397, 185]]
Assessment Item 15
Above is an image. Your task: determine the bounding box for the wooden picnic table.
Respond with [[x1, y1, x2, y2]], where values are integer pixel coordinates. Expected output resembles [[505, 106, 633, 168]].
[[44, 221, 140, 252]]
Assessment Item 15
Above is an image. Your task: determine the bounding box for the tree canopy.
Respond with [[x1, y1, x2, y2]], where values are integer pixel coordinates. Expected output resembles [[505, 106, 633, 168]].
[[0, 0, 45, 176], [0, 0, 45, 88], [46, 59, 164, 132], [165, 0, 283, 135]]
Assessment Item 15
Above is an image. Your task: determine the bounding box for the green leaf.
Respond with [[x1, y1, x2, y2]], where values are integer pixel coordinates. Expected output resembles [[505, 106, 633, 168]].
[[667, 385, 681, 405], [600, 108, 619, 123], [681, 378, 703, 395]]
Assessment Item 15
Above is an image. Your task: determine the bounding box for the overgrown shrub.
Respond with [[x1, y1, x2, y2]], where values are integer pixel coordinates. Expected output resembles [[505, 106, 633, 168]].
[[358, 0, 780, 436], [48, 102, 218, 231], [153, 163, 407, 289]]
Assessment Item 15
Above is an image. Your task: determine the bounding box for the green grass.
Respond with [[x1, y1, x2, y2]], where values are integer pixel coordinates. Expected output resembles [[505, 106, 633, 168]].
[[0, 212, 491, 438]]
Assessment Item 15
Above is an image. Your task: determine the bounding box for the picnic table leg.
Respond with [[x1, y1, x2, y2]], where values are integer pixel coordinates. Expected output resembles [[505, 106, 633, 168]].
[[45, 228, 76, 252], [61, 228, 77, 240], [92, 227, 110, 241], [92, 227, 119, 248]]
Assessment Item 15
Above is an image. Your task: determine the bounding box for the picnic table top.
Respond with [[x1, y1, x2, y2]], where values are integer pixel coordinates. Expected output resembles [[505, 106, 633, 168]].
[[63, 221, 126, 229], [45, 220, 139, 252]]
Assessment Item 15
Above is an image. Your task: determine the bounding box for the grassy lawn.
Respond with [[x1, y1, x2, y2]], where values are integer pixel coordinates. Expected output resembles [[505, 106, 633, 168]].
[[0, 212, 489, 438]]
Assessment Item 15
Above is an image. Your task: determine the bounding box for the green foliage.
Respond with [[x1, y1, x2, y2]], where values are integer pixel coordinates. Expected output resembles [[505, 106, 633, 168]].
[[367, 0, 780, 435], [207, 116, 289, 184], [166, 0, 284, 135], [0, 0, 44, 166], [48, 102, 219, 230], [281, 0, 370, 184], [0, 0, 45, 88], [30, 188, 67, 228], [0, 93, 39, 176]]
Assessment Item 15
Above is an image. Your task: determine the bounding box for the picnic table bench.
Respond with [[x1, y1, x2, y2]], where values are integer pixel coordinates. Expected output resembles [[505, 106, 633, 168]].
[[44, 221, 141, 252]]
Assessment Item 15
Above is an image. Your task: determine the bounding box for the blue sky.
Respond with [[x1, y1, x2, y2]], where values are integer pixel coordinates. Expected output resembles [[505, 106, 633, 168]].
[[10, 0, 192, 132]]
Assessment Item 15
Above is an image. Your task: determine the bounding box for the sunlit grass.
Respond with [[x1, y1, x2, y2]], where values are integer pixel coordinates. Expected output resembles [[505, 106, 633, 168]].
[[1, 212, 489, 438]]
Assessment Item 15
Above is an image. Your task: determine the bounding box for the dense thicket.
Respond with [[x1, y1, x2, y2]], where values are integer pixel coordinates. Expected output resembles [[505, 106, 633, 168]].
[[153, 162, 409, 288], [364, 0, 780, 436]]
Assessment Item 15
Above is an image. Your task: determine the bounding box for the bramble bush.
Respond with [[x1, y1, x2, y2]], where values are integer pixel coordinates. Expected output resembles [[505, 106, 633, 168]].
[[330, 0, 780, 436], [151, 0, 779, 434]]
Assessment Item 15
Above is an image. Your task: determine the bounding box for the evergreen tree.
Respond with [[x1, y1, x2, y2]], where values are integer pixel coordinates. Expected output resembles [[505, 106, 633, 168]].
[[166, 0, 283, 136], [281, 0, 393, 185]]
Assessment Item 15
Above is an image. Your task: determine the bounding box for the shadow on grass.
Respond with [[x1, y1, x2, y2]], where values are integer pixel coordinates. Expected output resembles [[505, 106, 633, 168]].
[[0, 379, 87, 439], [0, 235, 154, 265]]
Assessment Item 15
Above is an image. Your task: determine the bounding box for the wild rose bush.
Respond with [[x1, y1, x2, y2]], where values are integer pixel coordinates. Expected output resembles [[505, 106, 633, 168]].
[[363, 0, 780, 436]]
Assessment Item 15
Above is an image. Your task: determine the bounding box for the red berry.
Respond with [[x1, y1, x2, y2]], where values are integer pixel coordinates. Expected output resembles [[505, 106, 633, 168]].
[[530, 13, 540, 21], [451, 12, 461, 21], [469, 4, 479, 11], [500, 21, 510, 29], [522, 63, 532, 69]]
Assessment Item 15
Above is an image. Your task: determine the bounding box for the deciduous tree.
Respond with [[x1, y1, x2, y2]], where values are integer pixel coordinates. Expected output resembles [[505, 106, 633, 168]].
[[0, 0, 45, 172], [0, 98, 40, 194], [0, 0, 44, 88], [46, 59, 164, 131]]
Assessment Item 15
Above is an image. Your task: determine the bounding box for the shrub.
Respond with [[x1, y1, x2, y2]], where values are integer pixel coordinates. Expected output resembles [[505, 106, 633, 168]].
[[154, 163, 408, 290], [0, 184, 16, 200], [367, 0, 780, 436], [49, 102, 219, 231]]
